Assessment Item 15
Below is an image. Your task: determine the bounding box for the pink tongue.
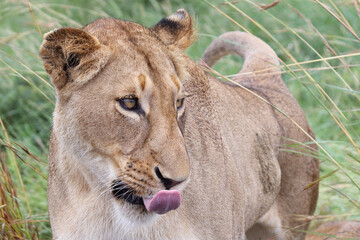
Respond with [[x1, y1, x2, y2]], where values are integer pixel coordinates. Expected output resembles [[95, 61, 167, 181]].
[[143, 190, 181, 215]]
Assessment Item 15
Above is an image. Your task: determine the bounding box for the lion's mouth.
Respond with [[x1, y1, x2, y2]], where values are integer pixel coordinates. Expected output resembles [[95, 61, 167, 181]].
[[111, 180, 182, 215], [111, 180, 144, 206]]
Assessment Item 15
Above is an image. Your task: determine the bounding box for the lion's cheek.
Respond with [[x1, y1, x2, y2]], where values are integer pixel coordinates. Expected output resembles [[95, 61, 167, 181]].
[[76, 110, 150, 156]]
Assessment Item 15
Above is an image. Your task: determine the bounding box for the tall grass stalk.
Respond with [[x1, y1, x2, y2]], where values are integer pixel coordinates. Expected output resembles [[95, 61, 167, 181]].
[[0, 130, 39, 239]]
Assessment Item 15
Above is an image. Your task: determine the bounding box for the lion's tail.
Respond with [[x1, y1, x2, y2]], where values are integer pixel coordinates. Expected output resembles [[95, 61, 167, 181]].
[[201, 31, 281, 86]]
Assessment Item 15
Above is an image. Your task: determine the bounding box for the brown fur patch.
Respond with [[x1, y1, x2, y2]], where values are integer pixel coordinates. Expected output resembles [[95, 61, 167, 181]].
[[138, 74, 146, 91], [171, 75, 181, 91]]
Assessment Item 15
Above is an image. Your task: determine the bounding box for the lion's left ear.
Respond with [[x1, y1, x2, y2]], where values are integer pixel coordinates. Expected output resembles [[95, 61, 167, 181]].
[[151, 9, 195, 50], [40, 27, 111, 91]]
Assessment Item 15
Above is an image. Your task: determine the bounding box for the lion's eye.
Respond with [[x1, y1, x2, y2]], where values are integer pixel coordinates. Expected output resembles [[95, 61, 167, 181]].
[[176, 98, 184, 110], [117, 96, 139, 111]]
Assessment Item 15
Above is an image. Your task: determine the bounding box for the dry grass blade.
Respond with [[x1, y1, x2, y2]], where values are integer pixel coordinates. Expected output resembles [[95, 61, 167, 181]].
[[283, 52, 360, 67], [12, 219, 49, 224], [280, 149, 324, 161], [295, 213, 359, 221], [220, 1, 239, 5], [327, 105, 360, 155], [32, 3, 83, 28], [315, 0, 360, 41], [303, 168, 339, 191], [0, 139, 47, 180], [203, 1, 252, 45], [13, 142, 47, 165], [25, 0, 43, 39], [0, 42, 42, 61], [290, 5, 358, 89], [37, 3, 110, 18], [0, 59, 54, 104], [279, 137, 326, 158], [223, 64, 360, 79], [257, 0, 281, 11], [0, 49, 54, 90], [324, 184, 360, 209], [353, 0, 360, 19], [0, 118, 31, 216], [221, 53, 360, 79], [329, 0, 356, 34], [0, 147, 39, 239]]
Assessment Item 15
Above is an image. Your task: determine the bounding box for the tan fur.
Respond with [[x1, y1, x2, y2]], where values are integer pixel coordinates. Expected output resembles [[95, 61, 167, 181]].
[[41, 9, 318, 240], [305, 221, 360, 240]]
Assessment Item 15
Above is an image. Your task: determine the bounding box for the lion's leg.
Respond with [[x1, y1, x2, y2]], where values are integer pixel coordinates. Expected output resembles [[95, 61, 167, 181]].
[[246, 203, 288, 240]]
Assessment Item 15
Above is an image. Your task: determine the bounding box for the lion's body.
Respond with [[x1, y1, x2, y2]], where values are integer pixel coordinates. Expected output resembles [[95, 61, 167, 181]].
[[41, 10, 318, 240]]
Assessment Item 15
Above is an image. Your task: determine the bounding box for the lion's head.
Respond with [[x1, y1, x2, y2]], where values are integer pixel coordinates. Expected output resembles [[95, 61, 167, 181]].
[[41, 10, 195, 220]]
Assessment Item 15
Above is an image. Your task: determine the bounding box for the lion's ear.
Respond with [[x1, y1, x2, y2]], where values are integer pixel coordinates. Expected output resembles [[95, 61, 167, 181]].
[[151, 9, 195, 50], [40, 27, 110, 90]]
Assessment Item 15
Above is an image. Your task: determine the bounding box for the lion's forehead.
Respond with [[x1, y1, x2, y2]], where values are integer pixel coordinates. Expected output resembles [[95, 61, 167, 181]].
[[84, 18, 166, 54], [82, 18, 184, 105], [104, 50, 180, 95]]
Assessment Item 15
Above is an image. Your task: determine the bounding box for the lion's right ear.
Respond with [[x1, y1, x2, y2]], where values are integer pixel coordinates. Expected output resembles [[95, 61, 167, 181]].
[[40, 28, 110, 90], [151, 9, 195, 50]]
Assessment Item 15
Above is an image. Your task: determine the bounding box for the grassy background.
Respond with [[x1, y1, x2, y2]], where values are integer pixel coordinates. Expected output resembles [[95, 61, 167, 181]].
[[0, 0, 359, 239]]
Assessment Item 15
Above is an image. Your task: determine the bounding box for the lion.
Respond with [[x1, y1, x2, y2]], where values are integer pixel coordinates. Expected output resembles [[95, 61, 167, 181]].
[[40, 9, 319, 240]]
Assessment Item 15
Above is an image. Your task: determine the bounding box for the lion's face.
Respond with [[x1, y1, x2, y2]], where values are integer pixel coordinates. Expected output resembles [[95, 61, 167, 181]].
[[41, 10, 194, 219], [70, 38, 190, 204]]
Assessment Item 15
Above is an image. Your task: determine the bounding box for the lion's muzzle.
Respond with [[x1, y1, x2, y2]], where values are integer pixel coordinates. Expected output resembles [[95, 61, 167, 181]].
[[111, 178, 182, 215]]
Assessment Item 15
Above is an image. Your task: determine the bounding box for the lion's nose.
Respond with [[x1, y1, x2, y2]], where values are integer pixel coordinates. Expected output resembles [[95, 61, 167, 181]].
[[154, 167, 185, 190]]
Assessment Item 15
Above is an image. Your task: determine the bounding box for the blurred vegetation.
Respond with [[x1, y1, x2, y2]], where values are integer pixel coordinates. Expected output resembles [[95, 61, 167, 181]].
[[0, 0, 359, 238]]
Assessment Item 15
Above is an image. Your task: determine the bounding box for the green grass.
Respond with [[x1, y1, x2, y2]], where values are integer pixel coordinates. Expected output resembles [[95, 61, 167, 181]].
[[0, 0, 359, 238]]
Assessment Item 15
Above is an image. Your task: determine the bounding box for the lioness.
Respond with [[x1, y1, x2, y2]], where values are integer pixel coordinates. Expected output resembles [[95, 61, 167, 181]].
[[40, 9, 319, 240]]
